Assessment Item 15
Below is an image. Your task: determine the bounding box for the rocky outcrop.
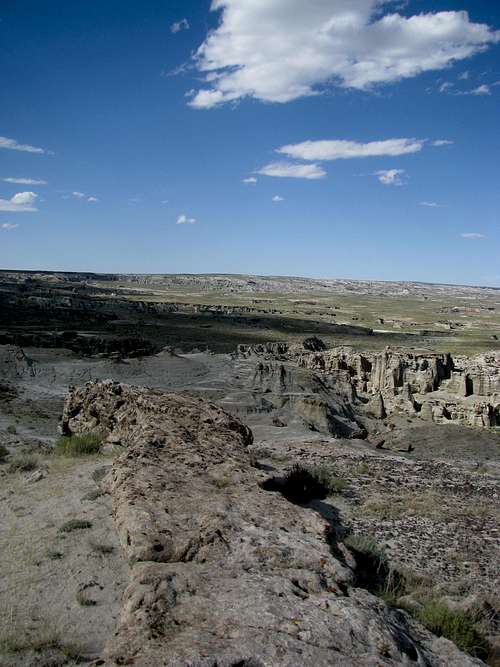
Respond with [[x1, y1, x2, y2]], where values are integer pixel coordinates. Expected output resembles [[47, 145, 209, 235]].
[[61, 381, 482, 666], [370, 351, 454, 396], [296, 347, 372, 392], [298, 346, 500, 429], [365, 392, 386, 419], [298, 348, 455, 397], [249, 362, 363, 437], [236, 341, 290, 359]]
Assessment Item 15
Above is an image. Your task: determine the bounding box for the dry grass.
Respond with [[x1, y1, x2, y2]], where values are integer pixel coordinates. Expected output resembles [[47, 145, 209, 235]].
[[0, 618, 84, 662], [89, 539, 114, 555], [7, 453, 39, 474], [362, 490, 445, 521]]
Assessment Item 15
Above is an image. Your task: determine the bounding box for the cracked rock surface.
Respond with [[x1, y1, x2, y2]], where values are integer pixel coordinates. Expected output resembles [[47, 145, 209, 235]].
[[62, 381, 482, 666]]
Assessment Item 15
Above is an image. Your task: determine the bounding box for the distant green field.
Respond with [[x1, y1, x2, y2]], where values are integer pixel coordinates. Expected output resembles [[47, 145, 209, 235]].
[[96, 281, 500, 355]]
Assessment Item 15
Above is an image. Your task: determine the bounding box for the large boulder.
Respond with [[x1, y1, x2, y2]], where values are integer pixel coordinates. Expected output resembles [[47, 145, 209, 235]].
[[61, 381, 482, 666]]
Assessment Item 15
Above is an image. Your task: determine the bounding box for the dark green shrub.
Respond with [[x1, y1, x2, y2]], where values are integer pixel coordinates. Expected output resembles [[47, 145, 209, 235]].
[[262, 463, 348, 503], [281, 464, 331, 502]]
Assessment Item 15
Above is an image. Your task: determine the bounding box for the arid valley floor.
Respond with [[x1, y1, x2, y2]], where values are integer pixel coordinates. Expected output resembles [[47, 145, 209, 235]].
[[0, 271, 499, 666]]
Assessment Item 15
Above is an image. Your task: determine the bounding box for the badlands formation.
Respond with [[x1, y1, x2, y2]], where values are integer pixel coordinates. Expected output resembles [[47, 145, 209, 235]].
[[0, 271, 499, 666]]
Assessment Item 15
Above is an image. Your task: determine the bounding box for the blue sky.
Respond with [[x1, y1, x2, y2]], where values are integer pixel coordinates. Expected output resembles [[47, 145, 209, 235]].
[[1, 0, 499, 285]]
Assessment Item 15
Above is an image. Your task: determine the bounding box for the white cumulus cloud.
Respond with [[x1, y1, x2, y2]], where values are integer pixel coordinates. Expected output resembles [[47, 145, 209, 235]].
[[461, 232, 485, 239], [257, 161, 326, 180], [0, 191, 38, 212], [277, 138, 424, 161], [468, 84, 491, 96], [189, 0, 500, 108], [419, 201, 442, 208], [87, 196, 99, 203], [0, 136, 50, 154], [242, 176, 257, 184], [1, 222, 19, 230], [176, 214, 196, 225], [272, 195, 284, 202], [2, 177, 47, 185], [375, 169, 406, 186]]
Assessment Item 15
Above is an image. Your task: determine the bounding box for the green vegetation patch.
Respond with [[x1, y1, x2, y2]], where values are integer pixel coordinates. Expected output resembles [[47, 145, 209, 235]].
[[54, 432, 103, 457], [417, 600, 489, 661]]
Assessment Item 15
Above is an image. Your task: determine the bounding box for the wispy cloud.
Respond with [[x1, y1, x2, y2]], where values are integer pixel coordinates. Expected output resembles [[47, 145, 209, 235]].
[[277, 138, 424, 161], [439, 82, 454, 93], [189, 0, 500, 108], [419, 201, 443, 208], [242, 176, 257, 184], [0, 136, 51, 154], [71, 191, 98, 202], [257, 161, 326, 180], [1, 222, 19, 230], [176, 214, 196, 225], [461, 232, 485, 239], [431, 139, 453, 147], [440, 82, 493, 96], [375, 169, 406, 186], [170, 18, 189, 34], [0, 191, 38, 212], [2, 177, 47, 185], [272, 195, 284, 202]]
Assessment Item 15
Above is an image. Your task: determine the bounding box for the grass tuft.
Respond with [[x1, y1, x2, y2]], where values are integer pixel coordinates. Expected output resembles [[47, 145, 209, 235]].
[[308, 464, 349, 494], [54, 432, 103, 457], [76, 590, 97, 607], [417, 600, 489, 660], [7, 453, 39, 473], [58, 519, 92, 533], [89, 540, 114, 555]]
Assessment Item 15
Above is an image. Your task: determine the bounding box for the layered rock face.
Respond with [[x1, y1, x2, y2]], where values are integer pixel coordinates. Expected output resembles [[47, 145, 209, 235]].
[[249, 361, 363, 437], [295, 347, 499, 429], [296, 348, 454, 396], [62, 381, 480, 666]]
